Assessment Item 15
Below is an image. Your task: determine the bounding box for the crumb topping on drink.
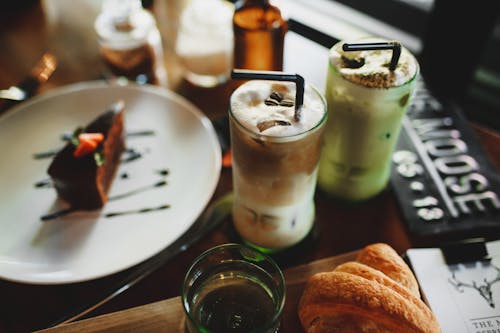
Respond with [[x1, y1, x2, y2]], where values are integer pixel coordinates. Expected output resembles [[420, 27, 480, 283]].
[[230, 80, 325, 137], [330, 38, 418, 88]]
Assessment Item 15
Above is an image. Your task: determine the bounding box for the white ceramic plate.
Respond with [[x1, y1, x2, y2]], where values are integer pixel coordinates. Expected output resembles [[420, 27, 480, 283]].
[[0, 81, 221, 284]]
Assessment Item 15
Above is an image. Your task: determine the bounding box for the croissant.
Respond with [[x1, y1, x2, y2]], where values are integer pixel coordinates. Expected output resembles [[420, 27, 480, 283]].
[[298, 243, 441, 333], [356, 243, 420, 297]]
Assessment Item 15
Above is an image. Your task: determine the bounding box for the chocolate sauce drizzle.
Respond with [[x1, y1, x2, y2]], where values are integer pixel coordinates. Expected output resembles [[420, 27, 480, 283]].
[[157, 168, 169, 176], [121, 148, 143, 163], [125, 130, 155, 137], [33, 150, 58, 160], [105, 204, 170, 218], [40, 179, 168, 221], [108, 180, 166, 201], [41, 208, 76, 221], [34, 179, 52, 188]]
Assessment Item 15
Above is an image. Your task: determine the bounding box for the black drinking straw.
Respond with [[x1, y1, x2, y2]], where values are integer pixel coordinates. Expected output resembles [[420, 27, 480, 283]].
[[342, 41, 402, 71], [231, 69, 305, 121]]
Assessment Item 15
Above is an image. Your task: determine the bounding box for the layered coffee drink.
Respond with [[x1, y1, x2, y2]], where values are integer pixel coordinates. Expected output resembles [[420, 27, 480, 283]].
[[318, 38, 419, 201], [229, 80, 327, 252]]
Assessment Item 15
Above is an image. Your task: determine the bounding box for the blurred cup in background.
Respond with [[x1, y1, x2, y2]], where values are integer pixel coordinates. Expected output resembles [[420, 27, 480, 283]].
[[94, 0, 167, 86], [175, 0, 234, 88]]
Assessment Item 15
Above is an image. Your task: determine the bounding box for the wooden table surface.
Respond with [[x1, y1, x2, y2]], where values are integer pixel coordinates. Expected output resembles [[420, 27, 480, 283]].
[[1, 1, 499, 333], [35, 251, 360, 333]]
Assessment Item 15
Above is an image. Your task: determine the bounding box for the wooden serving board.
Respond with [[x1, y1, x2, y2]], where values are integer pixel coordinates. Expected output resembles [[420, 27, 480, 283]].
[[37, 251, 358, 333]]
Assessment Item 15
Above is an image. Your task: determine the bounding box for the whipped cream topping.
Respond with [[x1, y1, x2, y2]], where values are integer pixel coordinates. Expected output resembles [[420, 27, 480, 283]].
[[329, 37, 419, 88], [230, 80, 326, 137]]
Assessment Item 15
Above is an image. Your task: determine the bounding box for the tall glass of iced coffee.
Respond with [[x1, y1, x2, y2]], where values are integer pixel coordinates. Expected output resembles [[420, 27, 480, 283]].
[[318, 37, 419, 201], [229, 73, 327, 253]]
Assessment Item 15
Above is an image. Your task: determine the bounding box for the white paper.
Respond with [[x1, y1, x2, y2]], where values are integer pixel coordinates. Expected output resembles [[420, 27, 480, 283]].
[[407, 240, 500, 333]]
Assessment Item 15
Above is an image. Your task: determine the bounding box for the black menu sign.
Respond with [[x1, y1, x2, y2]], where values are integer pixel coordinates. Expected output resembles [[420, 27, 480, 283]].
[[391, 78, 500, 236]]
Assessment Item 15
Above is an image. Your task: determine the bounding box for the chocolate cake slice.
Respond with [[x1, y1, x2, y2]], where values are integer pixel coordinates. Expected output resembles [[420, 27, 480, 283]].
[[48, 101, 126, 209]]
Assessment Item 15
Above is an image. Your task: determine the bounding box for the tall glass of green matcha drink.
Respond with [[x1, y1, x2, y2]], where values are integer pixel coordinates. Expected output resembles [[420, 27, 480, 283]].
[[318, 37, 419, 201]]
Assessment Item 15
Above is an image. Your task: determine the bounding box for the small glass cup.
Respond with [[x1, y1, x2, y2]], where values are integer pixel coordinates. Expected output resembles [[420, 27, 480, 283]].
[[181, 243, 286, 333], [94, 0, 167, 86]]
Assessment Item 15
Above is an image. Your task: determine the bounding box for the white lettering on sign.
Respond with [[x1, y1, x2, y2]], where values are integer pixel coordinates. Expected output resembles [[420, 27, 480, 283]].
[[397, 114, 500, 219], [434, 155, 479, 175], [425, 138, 467, 157]]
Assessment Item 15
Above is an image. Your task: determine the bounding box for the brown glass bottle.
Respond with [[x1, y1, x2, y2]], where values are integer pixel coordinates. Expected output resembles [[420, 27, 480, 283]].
[[233, 0, 288, 71]]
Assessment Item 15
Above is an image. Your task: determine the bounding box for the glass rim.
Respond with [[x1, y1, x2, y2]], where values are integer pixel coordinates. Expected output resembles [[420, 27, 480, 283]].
[[229, 81, 328, 141], [181, 243, 286, 333]]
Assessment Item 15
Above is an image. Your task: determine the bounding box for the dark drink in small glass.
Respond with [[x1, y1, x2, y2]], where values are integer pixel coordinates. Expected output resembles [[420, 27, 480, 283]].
[[100, 44, 158, 84], [182, 244, 285, 333]]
